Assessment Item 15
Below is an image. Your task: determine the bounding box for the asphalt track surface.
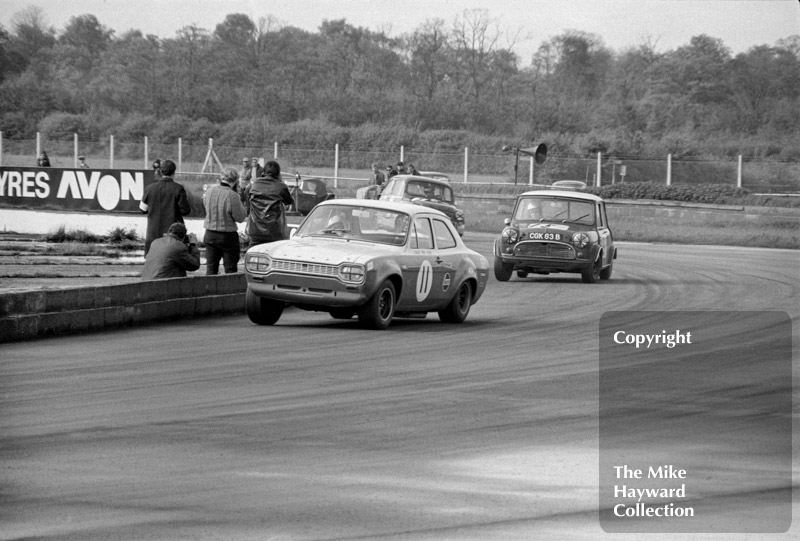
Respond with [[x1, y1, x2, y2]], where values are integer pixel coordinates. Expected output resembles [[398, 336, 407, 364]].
[[2, 237, 798, 540]]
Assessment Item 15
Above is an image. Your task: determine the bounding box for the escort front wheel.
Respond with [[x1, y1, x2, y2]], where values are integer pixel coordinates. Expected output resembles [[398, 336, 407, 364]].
[[358, 280, 395, 330], [246, 289, 284, 325]]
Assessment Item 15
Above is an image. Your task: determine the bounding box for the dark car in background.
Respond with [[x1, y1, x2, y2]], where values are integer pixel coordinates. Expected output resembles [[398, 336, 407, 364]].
[[283, 174, 336, 215], [379, 175, 465, 236]]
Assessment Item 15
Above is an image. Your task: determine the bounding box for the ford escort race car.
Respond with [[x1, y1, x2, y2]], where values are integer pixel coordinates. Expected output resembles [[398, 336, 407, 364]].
[[493, 190, 617, 283], [245, 199, 489, 329]]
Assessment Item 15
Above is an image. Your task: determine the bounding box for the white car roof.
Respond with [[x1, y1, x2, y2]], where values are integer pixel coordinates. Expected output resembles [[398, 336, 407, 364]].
[[316, 197, 449, 217], [519, 189, 604, 202]]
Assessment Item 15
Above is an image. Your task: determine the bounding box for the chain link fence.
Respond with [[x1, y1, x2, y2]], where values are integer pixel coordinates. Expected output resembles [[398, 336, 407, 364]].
[[2, 136, 798, 193]]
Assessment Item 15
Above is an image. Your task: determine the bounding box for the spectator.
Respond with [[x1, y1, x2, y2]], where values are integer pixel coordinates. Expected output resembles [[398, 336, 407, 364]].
[[141, 222, 201, 280], [37, 151, 51, 167], [78, 155, 89, 169], [203, 168, 246, 274], [152, 159, 162, 180], [370, 163, 385, 187], [139, 159, 191, 255], [386, 165, 397, 180], [396, 161, 407, 174], [243, 160, 294, 247], [238, 157, 253, 203], [407, 163, 419, 175]]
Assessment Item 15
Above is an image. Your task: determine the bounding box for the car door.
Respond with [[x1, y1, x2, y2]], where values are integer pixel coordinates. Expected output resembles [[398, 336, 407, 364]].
[[397, 216, 445, 311], [427, 217, 463, 309]]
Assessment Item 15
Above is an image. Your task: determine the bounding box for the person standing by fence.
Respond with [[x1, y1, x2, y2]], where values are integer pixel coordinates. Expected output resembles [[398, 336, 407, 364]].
[[203, 168, 246, 274], [243, 160, 294, 247], [139, 159, 191, 255]]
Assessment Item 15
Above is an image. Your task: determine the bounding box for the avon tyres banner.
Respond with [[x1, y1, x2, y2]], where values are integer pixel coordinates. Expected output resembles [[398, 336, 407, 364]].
[[0, 167, 154, 213]]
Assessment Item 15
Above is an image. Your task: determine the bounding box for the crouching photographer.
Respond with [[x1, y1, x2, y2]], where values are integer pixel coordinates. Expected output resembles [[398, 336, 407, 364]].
[[141, 223, 201, 280]]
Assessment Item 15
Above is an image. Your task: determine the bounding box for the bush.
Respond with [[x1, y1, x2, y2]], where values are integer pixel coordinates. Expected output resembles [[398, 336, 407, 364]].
[[584, 182, 751, 205]]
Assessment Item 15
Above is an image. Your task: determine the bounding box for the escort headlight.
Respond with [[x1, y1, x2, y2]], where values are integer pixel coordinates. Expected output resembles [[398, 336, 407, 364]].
[[572, 232, 589, 248], [246, 253, 271, 273], [339, 264, 366, 284], [502, 227, 519, 244]]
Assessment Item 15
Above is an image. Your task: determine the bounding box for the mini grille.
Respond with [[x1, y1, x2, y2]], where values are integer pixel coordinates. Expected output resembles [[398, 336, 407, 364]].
[[515, 242, 576, 259], [272, 260, 339, 276]]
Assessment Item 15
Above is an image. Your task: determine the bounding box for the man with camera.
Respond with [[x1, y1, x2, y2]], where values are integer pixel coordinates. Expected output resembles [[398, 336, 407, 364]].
[[141, 222, 201, 280]]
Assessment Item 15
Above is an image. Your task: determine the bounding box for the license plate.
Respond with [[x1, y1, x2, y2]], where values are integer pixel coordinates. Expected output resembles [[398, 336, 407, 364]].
[[529, 232, 561, 240]]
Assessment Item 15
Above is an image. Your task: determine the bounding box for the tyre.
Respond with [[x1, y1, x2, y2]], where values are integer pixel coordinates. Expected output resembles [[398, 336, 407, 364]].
[[494, 257, 513, 282], [599, 262, 613, 280], [581, 256, 601, 283], [329, 308, 355, 320], [246, 289, 283, 325], [438, 281, 472, 323], [357, 280, 396, 329]]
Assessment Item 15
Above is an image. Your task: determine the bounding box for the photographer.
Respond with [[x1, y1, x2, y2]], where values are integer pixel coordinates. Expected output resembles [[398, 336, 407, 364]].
[[141, 223, 201, 280]]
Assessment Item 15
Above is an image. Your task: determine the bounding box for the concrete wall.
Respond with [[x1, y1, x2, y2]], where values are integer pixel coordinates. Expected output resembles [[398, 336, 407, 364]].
[[0, 273, 246, 343]]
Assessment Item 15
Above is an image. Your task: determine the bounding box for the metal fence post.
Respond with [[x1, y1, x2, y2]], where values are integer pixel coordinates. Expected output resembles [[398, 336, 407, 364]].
[[529, 156, 534, 185], [400, 145, 404, 164], [144, 136, 149, 169], [463, 147, 468, 183], [110, 135, 114, 169], [0, 131, 3, 167], [178, 138, 183, 172], [596, 152, 602, 187], [737, 155, 743, 188], [36, 132, 41, 160], [74, 133, 79, 168], [334, 143, 339, 188], [666, 153, 672, 186], [274, 141, 278, 159]]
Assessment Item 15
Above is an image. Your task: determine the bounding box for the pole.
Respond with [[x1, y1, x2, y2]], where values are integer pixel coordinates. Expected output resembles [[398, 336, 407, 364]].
[[144, 136, 149, 169], [513, 149, 520, 185], [596, 152, 602, 187], [36, 132, 41, 161], [737, 155, 742, 188], [110, 135, 115, 169], [334, 144, 339, 189], [74, 133, 79, 168], [274, 141, 278, 159], [666, 153, 672, 186], [178, 138, 183, 173], [463, 147, 468, 183], [529, 156, 534, 185]]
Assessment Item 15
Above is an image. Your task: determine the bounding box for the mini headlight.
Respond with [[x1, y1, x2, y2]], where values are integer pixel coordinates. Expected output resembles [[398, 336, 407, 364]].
[[245, 253, 271, 273], [339, 264, 366, 284], [572, 233, 589, 248], [502, 228, 519, 244]]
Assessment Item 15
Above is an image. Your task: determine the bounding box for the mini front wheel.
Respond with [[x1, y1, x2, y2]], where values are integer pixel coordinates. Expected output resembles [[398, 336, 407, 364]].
[[494, 258, 513, 282]]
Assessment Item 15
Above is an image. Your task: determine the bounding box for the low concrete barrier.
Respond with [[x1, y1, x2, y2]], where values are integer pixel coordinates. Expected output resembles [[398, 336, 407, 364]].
[[0, 273, 247, 343]]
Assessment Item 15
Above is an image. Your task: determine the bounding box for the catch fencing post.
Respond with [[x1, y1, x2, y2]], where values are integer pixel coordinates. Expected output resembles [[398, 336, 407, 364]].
[[110, 135, 114, 169], [334, 144, 339, 188], [737, 155, 743, 188], [529, 156, 534, 185], [274, 142, 278, 159], [36, 132, 41, 160], [0, 131, 3, 166], [144, 136, 149, 169], [596, 152, 602, 187], [400, 145, 405, 164], [463, 147, 468, 183], [74, 133, 79, 168], [666, 153, 672, 186], [178, 138, 183, 172]]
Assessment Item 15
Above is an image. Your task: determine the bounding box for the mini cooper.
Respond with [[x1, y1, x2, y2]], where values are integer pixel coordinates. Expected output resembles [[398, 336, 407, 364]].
[[245, 199, 489, 329], [379, 175, 465, 236], [494, 190, 617, 283]]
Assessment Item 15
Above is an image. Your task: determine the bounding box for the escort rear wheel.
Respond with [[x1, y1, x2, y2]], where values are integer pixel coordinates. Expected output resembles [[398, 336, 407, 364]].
[[494, 257, 513, 282], [358, 280, 395, 330], [438, 281, 472, 323], [246, 289, 283, 325]]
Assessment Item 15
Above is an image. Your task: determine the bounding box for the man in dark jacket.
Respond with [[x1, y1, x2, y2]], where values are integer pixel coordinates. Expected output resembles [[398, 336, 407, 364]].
[[243, 160, 294, 247], [139, 159, 191, 255], [141, 223, 201, 280]]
